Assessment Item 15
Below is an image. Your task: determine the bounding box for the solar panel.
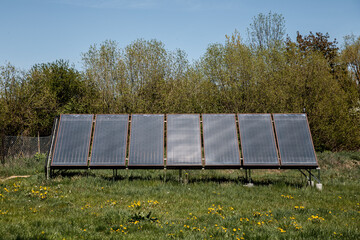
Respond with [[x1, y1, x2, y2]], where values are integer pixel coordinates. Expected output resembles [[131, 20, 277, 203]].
[[128, 114, 164, 168], [51, 114, 93, 167], [202, 114, 241, 168], [238, 114, 279, 167], [273, 114, 318, 167], [89, 114, 128, 167], [166, 114, 202, 168]]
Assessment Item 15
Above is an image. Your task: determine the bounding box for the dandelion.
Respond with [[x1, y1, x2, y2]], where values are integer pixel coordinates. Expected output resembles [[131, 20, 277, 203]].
[[281, 194, 294, 199], [278, 227, 286, 232]]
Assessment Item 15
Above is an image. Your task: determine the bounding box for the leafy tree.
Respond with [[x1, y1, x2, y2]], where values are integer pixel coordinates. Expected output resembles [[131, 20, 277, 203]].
[[82, 40, 126, 113], [342, 34, 360, 88], [247, 12, 286, 49], [0, 63, 28, 135], [26, 60, 96, 135], [294, 31, 339, 71]]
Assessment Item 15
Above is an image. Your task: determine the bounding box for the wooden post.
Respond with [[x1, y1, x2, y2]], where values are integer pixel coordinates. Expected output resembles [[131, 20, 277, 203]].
[[38, 132, 41, 153], [1, 133, 5, 164]]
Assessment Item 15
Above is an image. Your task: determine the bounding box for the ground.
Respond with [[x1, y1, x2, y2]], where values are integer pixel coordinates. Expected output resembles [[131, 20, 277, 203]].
[[0, 151, 359, 239]]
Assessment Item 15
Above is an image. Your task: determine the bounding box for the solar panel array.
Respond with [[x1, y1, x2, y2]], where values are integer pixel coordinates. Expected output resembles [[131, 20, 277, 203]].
[[273, 114, 318, 167], [128, 114, 164, 168], [203, 114, 240, 167], [52, 114, 93, 167], [238, 114, 279, 167], [166, 114, 202, 168], [50, 113, 318, 169], [90, 114, 128, 167]]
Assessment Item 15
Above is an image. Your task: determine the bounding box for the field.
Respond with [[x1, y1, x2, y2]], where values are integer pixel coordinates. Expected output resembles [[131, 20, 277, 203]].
[[0, 152, 359, 239]]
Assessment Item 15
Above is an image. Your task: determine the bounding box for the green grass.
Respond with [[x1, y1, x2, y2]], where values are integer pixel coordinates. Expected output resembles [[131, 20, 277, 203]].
[[0, 152, 359, 239]]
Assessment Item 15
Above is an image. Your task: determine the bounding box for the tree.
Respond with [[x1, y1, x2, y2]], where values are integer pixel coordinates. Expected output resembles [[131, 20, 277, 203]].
[[26, 60, 95, 135], [82, 40, 126, 113], [295, 31, 339, 71], [247, 12, 286, 49], [342, 34, 360, 88], [0, 63, 28, 135]]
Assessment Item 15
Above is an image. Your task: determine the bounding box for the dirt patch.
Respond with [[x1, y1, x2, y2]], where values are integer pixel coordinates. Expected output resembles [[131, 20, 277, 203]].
[[0, 175, 31, 182]]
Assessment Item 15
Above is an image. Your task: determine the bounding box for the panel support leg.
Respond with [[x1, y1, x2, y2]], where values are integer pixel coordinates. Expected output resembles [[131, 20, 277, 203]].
[[316, 168, 322, 190], [112, 169, 117, 181], [184, 171, 189, 185], [163, 168, 167, 183], [244, 169, 254, 187], [298, 169, 322, 190], [179, 169, 182, 183]]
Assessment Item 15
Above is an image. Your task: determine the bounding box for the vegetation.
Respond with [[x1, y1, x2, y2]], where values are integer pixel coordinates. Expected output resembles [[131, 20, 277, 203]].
[[1, 12, 359, 151], [0, 152, 359, 239]]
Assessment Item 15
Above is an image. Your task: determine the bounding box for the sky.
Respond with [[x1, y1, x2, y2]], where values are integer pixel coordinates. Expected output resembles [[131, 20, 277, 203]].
[[1, 0, 360, 70]]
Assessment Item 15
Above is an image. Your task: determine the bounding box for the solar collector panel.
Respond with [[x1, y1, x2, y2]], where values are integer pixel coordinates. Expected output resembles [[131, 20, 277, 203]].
[[51, 114, 93, 167], [273, 114, 318, 167], [166, 114, 202, 168], [238, 114, 279, 167], [203, 114, 241, 167], [128, 114, 164, 168], [89, 114, 128, 167]]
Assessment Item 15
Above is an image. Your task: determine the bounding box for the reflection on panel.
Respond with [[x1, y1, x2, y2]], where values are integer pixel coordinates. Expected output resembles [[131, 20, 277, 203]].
[[273, 114, 317, 167], [203, 114, 240, 167], [166, 114, 202, 167], [128, 114, 164, 167], [238, 114, 279, 166], [52, 114, 93, 166], [90, 114, 128, 167]]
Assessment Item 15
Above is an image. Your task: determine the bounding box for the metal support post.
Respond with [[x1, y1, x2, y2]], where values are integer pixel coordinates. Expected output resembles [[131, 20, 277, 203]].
[[179, 169, 183, 183], [163, 168, 167, 183]]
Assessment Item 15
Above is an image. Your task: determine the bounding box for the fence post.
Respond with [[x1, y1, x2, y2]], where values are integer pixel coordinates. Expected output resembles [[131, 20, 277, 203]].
[[1, 133, 4, 164], [38, 132, 40, 153]]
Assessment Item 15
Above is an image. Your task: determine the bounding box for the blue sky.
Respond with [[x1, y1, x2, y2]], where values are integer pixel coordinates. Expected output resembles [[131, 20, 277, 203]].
[[1, 0, 360, 70]]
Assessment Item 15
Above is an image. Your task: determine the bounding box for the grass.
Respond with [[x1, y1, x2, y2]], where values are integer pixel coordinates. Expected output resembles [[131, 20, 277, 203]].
[[0, 152, 359, 239]]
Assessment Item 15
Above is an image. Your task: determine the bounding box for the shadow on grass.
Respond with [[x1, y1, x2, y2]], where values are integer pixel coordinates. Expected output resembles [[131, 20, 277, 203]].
[[50, 169, 307, 188]]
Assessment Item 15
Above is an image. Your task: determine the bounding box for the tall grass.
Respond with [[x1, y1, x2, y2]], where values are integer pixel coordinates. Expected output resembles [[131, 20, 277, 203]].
[[0, 152, 359, 239]]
